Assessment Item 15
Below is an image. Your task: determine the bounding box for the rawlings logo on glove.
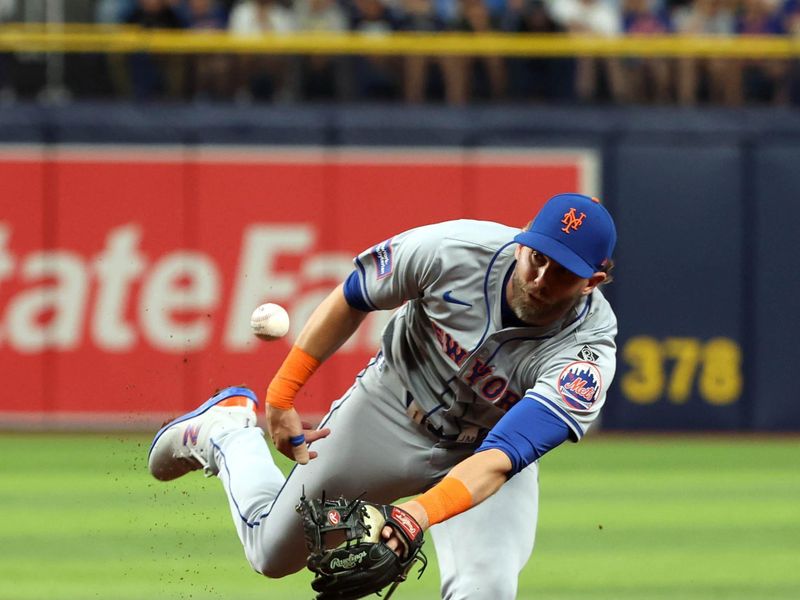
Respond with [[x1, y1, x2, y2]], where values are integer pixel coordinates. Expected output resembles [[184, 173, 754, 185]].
[[330, 551, 368, 570], [390, 507, 419, 538], [296, 494, 427, 600]]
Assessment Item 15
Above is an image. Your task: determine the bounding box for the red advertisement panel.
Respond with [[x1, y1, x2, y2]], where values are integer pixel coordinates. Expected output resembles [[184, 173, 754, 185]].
[[0, 146, 596, 422], [0, 150, 47, 413]]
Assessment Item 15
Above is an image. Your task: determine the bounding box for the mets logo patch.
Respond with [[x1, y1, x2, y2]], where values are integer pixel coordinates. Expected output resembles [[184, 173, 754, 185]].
[[558, 361, 602, 410], [371, 238, 394, 280]]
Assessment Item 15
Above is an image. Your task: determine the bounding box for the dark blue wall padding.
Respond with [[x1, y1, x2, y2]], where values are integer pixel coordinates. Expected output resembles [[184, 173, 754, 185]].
[[608, 141, 745, 430], [753, 142, 800, 430]]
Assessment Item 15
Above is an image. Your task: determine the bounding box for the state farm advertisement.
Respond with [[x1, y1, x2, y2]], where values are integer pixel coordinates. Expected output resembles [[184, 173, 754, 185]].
[[0, 145, 597, 422]]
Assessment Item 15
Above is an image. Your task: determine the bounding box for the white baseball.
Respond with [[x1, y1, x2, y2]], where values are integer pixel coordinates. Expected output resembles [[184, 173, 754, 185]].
[[250, 303, 290, 340]]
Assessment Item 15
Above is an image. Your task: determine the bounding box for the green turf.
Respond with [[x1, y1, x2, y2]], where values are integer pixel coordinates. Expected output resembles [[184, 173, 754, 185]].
[[0, 434, 797, 599]]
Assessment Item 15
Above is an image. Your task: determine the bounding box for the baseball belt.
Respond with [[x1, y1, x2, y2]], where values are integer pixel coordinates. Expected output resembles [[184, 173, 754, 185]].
[[404, 393, 486, 445]]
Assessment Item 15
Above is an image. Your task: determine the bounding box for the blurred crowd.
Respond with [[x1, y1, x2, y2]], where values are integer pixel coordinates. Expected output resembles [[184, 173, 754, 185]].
[[2, 0, 800, 105]]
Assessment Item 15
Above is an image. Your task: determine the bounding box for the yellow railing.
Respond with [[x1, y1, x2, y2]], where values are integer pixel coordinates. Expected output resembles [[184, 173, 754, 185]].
[[0, 24, 799, 58]]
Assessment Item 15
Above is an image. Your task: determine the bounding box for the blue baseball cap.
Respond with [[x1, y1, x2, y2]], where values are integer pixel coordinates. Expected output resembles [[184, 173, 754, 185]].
[[513, 193, 617, 279]]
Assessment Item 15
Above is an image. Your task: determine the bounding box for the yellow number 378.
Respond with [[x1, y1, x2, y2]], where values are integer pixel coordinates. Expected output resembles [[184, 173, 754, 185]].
[[621, 336, 742, 406]]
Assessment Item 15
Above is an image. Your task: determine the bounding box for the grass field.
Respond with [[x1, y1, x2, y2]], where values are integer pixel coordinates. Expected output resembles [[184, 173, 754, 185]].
[[1, 433, 798, 600]]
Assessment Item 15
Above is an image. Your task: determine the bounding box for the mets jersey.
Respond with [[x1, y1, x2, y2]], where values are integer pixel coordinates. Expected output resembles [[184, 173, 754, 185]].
[[343, 220, 617, 447]]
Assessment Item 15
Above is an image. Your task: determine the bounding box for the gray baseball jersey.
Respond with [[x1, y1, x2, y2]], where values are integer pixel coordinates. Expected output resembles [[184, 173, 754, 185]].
[[347, 219, 618, 442]]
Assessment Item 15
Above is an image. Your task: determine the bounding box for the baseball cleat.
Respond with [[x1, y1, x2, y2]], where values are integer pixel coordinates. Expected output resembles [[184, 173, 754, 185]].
[[148, 386, 259, 481]]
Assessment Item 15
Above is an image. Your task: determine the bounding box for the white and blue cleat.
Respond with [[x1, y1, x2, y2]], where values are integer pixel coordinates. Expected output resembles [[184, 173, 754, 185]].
[[148, 386, 258, 481]]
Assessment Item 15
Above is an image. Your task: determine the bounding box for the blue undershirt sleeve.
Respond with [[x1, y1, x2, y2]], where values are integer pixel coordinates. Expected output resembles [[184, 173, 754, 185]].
[[342, 270, 374, 312], [477, 397, 572, 476]]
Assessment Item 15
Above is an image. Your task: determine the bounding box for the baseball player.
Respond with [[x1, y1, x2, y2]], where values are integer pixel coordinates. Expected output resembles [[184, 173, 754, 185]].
[[149, 192, 618, 599]]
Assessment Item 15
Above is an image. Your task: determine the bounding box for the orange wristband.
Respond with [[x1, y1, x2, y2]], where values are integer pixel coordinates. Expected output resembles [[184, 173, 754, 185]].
[[416, 477, 473, 526], [266, 345, 321, 410]]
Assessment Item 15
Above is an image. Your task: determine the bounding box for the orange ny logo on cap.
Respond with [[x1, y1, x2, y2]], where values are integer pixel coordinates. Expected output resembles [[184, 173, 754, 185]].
[[561, 208, 586, 234]]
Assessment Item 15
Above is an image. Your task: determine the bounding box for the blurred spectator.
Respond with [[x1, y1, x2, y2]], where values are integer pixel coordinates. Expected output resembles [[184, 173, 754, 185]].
[[184, 0, 232, 100], [673, 0, 739, 105], [620, 0, 674, 103], [549, 0, 628, 103], [94, 1, 135, 99], [783, 0, 800, 103], [348, 0, 399, 32], [735, 0, 787, 104], [0, 0, 13, 23], [218, 0, 239, 12], [433, 0, 460, 22], [347, 0, 402, 100], [183, 0, 228, 27], [126, 0, 186, 27], [501, 0, 574, 101], [125, 0, 187, 101], [0, 0, 12, 19], [784, 0, 800, 31], [450, 0, 507, 103], [395, 0, 456, 103], [96, 0, 136, 23], [229, 0, 294, 33], [0, 0, 15, 103], [296, 0, 348, 32], [294, 0, 353, 100], [484, 0, 509, 17], [229, 0, 297, 102]]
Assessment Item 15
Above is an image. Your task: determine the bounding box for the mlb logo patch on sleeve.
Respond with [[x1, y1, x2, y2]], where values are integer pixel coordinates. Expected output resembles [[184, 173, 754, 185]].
[[371, 239, 394, 279], [558, 361, 602, 410], [578, 345, 599, 362]]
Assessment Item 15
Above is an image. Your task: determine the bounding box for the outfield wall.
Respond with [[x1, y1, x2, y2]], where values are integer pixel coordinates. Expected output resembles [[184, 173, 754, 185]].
[[0, 104, 797, 431]]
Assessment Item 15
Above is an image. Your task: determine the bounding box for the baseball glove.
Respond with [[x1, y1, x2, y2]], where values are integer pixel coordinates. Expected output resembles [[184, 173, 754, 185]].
[[296, 493, 427, 600]]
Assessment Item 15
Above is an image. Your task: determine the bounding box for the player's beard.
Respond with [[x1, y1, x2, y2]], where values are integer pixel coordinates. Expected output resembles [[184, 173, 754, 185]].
[[508, 270, 583, 327]]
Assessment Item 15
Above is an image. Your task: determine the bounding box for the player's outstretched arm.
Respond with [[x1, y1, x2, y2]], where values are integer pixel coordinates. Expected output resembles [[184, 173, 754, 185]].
[[267, 284, 369, 464], [381, 449, 512, 548], [293, 283, 370, 361]]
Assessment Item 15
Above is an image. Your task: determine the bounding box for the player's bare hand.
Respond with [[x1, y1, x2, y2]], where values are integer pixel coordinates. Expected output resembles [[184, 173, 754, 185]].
[[266, 405, 330, 465], [381, 525, 403, 557]]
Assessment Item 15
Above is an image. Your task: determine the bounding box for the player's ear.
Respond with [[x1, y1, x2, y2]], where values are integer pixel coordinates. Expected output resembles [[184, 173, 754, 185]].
[[514, 244, 524, 260], [582, 272, 607, 294]]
